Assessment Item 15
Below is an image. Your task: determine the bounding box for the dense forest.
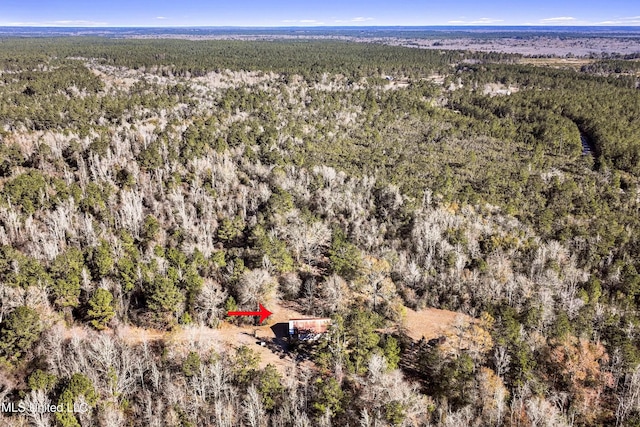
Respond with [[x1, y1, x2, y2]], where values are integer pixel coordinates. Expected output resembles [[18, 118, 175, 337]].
[[0, 37, 640, 426]]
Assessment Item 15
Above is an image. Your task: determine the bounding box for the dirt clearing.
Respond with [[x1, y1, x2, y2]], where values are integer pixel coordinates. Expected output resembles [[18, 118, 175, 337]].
[[105, 302, 307, 374], [402, 307, 473, 342]]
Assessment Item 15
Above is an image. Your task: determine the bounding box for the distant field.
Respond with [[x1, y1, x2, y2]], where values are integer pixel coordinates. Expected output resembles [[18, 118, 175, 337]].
[[396, 36, 640, 56], [517, 57, 596, 69]]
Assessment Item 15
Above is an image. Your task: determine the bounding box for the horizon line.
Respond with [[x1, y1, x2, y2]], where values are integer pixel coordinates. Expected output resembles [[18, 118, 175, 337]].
[[2, 24, 640, 29]]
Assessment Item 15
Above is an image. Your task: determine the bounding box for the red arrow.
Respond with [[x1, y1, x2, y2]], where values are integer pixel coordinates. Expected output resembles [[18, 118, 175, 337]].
[[227, 303, 273, 324]]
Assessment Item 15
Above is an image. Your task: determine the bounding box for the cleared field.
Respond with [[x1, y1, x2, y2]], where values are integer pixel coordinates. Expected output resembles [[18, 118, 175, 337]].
[[402, 307, 472, 341], [517, 57, 596, 69], [403, 307, 493, 357]]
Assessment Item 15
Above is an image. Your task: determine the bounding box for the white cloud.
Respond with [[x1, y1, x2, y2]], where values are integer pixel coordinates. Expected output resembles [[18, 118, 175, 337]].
[[280, 19, 325, 25], [49, 20, 108, 26], [540, 16, 576, 22], [334, 17, 375, 23], [447, 17, 504, 24], [155, 16, 168, 20], [597, 16, 640, 25]]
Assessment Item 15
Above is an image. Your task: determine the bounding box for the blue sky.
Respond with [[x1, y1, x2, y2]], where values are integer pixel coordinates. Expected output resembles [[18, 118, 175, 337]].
[[1, 0, 639, 27]]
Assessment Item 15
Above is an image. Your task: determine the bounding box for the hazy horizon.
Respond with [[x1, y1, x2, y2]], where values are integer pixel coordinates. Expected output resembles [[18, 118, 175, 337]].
[[2, 0, 639, 27], [1, 25, 640, 29]]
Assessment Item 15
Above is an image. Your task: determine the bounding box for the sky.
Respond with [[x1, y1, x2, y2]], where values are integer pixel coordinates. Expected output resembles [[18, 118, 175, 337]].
[[1, 0, 640, 27]]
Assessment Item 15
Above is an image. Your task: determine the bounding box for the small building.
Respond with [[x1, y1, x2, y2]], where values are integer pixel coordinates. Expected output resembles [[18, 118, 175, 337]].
[[288, 318, 332, 340]]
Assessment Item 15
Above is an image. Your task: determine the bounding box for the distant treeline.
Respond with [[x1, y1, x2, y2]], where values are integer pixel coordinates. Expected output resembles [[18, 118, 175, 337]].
[[0, 37, 517, 78]]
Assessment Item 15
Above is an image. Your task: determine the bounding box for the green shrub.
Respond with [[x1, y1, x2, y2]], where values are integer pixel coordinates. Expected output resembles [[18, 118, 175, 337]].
[[182, 351, 201, 378], [0, 306, 42, 364], [55, 373, 97, 427], [27, 369, 57, 392], [87, 289, 115, 330], [1, 170, 48, 213], [217, 216, 245, 243], [329, 228, 362, 281], [50, 248, 85, 309]]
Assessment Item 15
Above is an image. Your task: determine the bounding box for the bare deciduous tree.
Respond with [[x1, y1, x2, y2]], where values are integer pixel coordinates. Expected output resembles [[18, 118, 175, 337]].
[[525, 396, 570, 427], [21, 389, 52, 427], [0, 285, 25, 323], [117, 189, 144, 237], [616, 366, 640, 426], [235, 269, 278, 309], [494, 346, 511, 379], [195, 280, 227, 327], [244, 385, 266, 427], [320, 274, 348, 314]]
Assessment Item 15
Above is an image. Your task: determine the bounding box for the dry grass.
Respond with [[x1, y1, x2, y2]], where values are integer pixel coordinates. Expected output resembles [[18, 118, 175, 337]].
[[402, 308, 493, 357], [402, 307, 472, 342]]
